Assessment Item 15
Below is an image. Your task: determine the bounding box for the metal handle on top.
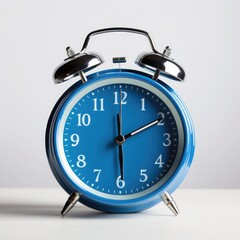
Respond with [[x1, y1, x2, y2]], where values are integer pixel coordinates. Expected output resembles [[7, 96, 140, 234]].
[[80, 27, 159, 53]]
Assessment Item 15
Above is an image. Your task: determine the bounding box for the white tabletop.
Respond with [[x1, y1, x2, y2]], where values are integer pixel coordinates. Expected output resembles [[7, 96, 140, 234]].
[[0, 188, 239, 240]]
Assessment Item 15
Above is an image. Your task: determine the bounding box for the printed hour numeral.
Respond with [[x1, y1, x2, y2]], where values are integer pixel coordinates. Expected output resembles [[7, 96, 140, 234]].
[[70, 133, 79, 147], [116, 176, 125, 188], [77, 113, 91, 126], [93, 169, 102, 182], [93, 98, 104, 111], [76, 154, 86, 168], [113, 91, 127, 104], [141, 98, 146, 111], [155, 154, 164, 168], [163, 133, 171, 147], [157, 112, 165, 126], [140, 169, 148, 182]]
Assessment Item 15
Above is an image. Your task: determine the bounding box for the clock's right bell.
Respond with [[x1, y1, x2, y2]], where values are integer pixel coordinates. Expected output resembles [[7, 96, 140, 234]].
[[135, 46, 185, 81]]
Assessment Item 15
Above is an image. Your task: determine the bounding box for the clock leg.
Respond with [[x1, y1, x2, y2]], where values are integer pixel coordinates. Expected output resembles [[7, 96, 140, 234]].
[[161, 191, 180, 216], [61, 192, 81, 216]]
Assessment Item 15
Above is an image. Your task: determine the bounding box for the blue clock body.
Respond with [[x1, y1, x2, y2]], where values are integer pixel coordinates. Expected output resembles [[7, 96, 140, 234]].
[[46, 69, 195, 213]]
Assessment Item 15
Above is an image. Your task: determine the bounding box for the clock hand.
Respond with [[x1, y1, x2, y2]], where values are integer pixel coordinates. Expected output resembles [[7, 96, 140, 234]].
[[123, 117, 163, 140], [119, 89, 123, 134], [115, 89, 124, 180], [116, 114, 124, 180]]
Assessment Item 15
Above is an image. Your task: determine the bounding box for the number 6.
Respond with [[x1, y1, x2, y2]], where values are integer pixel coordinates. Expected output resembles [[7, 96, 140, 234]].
[[116, 176, 125, 188]]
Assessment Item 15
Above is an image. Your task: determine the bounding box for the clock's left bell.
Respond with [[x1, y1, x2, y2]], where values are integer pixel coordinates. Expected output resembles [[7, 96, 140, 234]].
[[53, 47, 104, 84]]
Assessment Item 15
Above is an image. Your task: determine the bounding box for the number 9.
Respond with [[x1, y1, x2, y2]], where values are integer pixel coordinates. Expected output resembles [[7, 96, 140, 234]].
[[70, 133, 79, 147]]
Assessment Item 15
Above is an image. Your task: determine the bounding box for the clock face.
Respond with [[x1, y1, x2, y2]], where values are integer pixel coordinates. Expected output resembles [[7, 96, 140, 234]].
[[54, 75, 184, 201]]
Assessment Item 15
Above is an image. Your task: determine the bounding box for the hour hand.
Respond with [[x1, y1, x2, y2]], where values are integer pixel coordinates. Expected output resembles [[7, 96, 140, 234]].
[[116, 114, 124, 180], [118, 143, 124, 180]]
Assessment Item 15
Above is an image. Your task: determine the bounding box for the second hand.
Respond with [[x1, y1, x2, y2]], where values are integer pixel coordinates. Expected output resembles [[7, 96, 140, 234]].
[[124, 117, 162, 140], [115, 117, 163, 144]]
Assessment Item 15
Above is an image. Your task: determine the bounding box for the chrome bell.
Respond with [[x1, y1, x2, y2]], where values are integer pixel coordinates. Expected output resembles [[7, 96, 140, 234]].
[[53, 47, 103, 84], [135, 46, 185, 81], [53, 28, 185, 84]]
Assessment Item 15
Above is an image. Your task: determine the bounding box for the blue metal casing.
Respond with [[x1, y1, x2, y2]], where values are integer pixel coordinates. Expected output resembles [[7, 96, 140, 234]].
[[46, 69, 195, 213]]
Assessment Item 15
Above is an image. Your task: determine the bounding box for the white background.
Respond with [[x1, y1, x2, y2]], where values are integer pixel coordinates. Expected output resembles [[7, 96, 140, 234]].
[[0, 0, 239, 188]]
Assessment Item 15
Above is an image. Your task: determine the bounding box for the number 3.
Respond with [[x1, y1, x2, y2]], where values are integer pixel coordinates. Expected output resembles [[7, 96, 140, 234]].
[[163, 133, 171, 147]]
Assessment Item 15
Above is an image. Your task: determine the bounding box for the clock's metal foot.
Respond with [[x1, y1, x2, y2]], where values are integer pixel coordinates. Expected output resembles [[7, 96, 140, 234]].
[[161, 191, 180, 216], [61, 192, 81, 216]]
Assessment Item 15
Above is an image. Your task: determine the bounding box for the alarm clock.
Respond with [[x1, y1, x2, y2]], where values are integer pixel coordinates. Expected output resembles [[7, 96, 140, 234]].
[[46, 27, 195, 216]]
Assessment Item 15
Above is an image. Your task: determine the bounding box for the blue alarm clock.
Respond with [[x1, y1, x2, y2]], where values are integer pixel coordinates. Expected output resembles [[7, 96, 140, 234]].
[[46, 28, 195, 216]]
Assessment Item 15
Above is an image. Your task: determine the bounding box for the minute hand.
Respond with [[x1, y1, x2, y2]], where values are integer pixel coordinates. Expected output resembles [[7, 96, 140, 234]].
[[124, 117, 163, 140]]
